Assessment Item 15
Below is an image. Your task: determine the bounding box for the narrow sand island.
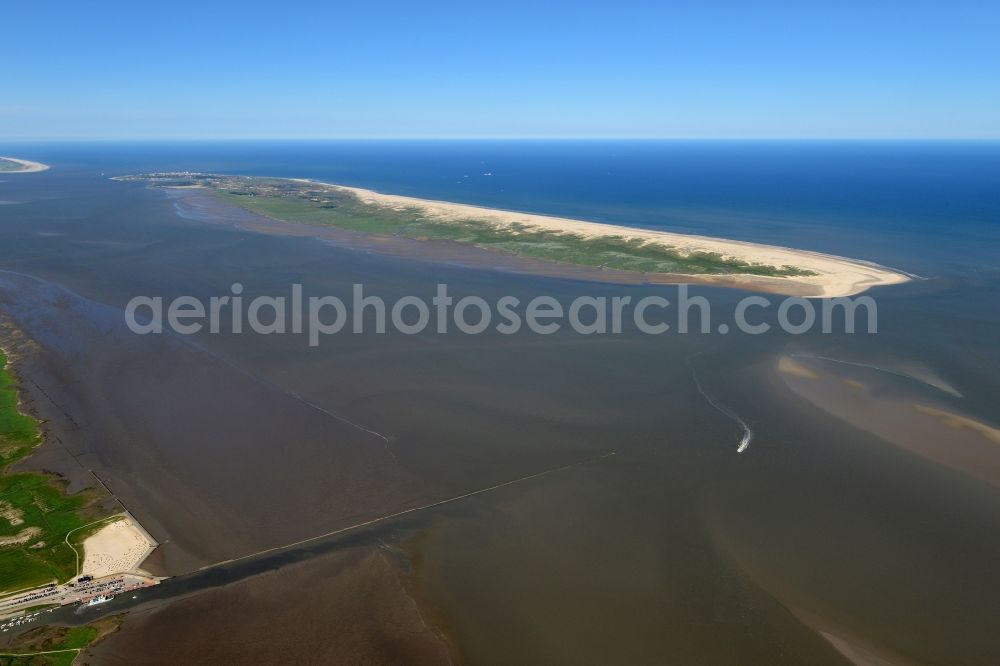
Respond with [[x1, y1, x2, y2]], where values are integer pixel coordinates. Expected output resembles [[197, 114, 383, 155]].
[[324, 181, 910, 297], [0, 157, 50, 173], [118, 173, 910, 297]]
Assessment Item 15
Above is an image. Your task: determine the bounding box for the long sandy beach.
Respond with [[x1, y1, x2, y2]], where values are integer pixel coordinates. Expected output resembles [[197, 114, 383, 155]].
[[299, 180, 911, 297]]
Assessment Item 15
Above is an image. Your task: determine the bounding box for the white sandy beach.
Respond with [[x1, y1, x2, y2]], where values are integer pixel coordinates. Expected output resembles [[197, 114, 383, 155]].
[[298, 179, 910, 297], [81, 514, 158, 577], [0, 156, 50, 173]]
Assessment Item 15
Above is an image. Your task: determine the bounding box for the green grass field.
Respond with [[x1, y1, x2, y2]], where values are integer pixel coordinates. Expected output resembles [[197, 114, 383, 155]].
[[0, 617, 121, 665], [0, 353, 37, 455], [201, 176, 813, 277], [0, 351, 103, 595]]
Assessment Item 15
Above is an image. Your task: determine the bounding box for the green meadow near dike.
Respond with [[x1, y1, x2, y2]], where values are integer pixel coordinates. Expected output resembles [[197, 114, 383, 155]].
[[0, 616, 122, 665], [124, 174, 815, 278], [0, 350, 105, 595]]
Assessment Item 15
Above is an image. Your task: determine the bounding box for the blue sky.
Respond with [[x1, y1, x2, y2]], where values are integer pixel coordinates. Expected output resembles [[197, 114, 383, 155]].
[[2, 1, 998, 139]]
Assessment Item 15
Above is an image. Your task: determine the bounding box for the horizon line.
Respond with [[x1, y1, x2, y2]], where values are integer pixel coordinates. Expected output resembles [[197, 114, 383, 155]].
[[3, 136, 1000, 143]]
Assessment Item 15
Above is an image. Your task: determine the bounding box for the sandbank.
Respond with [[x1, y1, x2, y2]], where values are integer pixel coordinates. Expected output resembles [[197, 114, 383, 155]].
[[0, 157, 49, 173]]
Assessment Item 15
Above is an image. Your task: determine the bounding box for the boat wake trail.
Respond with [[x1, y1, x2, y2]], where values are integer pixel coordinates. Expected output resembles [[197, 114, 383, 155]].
[[687, 354, 753, 454]]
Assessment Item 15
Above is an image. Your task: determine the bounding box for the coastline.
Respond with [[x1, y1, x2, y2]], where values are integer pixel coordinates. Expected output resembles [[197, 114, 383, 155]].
[[0, 157, 50, 174], [0, 322, 160, 624], [125, 172, 910, 298], [305, 179, 910, 298], [167, 188, 827, 297]]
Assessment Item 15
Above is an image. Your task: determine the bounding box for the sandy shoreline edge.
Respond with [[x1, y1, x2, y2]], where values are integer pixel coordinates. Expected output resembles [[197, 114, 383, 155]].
[[292, 178, 910, 298], [0, 157, 50, 173]]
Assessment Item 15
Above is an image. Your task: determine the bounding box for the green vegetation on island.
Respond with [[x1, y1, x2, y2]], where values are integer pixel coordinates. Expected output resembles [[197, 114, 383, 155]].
[[0, 350, 105, 595], [0, 159, 21, 173], [119, 173, 816, 277]]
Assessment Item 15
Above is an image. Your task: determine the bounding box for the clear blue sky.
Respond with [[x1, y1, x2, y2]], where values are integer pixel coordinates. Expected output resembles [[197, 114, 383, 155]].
[[3, 1, 998, 139]]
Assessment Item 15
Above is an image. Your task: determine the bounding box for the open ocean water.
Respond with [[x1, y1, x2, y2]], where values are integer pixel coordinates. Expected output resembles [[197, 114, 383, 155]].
[[5, 139, 999, 274]]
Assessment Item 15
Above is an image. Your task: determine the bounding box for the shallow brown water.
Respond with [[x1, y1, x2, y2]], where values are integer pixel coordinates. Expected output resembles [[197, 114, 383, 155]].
[[83, 546, 453, 665], [1, 167, 999, 664]]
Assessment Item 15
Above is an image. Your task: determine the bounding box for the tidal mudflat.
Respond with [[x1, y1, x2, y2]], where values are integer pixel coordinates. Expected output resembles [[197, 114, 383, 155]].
[[86, 545, 454, 665]]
